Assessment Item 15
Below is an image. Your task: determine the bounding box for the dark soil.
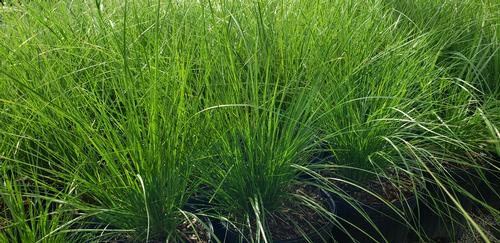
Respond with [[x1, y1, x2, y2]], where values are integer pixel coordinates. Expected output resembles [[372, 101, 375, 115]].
[[266, 184, 331, 241], [336, 169, 415, 204], [178, 216, 211, 243]]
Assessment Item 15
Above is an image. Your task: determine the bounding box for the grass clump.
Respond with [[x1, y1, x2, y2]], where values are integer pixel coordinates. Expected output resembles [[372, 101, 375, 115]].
[[1, 1, 211, 241]]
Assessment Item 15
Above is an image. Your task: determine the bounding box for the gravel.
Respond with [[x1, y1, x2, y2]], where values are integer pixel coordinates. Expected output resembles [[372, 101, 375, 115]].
[[457, 207, 499, 243]]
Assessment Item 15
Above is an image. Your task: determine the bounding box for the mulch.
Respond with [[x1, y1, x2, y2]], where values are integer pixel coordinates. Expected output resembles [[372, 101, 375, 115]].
[[267, 184, 331, 241]]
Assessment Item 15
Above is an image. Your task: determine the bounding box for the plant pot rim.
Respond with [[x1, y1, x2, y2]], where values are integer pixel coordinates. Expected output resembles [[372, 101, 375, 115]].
[[328, 173, 420, 207], [330, 190, 417, 208]]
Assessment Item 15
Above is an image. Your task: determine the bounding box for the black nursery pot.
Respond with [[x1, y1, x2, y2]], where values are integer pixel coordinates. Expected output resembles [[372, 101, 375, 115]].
[[212, 190, 336, 243], [442, 168, 482, 210], [330, 193, 416, 243], [479, 167, 500, 209], [476, 155, 500, 210], [414, 168, 482, 241]]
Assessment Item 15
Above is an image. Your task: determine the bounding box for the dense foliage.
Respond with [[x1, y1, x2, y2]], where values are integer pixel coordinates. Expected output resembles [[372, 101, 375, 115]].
[[1, 0, 498, 242]]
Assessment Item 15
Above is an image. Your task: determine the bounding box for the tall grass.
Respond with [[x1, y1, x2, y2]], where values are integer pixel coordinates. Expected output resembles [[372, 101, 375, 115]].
[[1, 1, 212, 241], [0, 0, 498, 242]]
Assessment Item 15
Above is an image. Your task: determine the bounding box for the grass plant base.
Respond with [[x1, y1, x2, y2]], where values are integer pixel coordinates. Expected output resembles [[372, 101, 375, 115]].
[[212, 189, 335, 243]]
